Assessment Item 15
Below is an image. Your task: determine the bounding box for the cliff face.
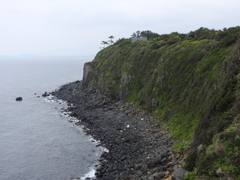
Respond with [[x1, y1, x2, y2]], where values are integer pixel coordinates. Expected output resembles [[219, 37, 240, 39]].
[[82, 27, 240, 179]]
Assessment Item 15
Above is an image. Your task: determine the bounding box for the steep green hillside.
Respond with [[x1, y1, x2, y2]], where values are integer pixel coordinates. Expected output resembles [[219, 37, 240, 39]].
[[84, 27, 240, 179]]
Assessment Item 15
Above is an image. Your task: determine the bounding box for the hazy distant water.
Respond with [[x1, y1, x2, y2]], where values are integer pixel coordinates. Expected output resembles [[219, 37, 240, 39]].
[[0, 57, 104, 180]]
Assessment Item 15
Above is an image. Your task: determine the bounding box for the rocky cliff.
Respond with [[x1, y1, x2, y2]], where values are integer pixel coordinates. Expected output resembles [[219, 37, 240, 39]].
[[82, 27, 240, 179]]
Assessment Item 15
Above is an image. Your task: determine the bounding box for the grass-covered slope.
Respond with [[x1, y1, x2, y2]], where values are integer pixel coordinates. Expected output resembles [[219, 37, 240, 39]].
[[85, 27, 240, 179]]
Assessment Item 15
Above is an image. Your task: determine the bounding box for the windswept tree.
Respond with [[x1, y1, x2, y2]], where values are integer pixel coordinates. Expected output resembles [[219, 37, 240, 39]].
[[131, 30, 160, 39], [100, 41, 109, 49], [108, 35, 115, 45], [131, 31, 141, 38], [131, 32, 136, 38], [100, 35, 115, 49]]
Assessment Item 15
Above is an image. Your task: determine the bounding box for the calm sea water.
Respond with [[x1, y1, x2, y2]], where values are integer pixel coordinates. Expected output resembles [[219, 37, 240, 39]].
[[0, 56, 104, 180]]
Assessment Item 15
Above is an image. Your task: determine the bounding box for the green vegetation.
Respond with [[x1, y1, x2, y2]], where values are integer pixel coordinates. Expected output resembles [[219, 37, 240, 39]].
[[194, 124, 240, 179], [86, 26, 240, 179]]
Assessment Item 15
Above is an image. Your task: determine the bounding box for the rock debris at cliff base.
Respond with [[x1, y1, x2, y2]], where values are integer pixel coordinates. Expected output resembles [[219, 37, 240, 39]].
[[52, 81, 184, 180]]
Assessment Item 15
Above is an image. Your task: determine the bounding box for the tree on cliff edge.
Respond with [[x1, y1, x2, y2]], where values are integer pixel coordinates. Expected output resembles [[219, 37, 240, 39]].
[[108, 36, 115, 45], [100, 41, 109, 49]]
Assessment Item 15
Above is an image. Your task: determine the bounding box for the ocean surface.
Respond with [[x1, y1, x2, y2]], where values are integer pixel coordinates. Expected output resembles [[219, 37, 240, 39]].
[[0, 56, 105, 180]]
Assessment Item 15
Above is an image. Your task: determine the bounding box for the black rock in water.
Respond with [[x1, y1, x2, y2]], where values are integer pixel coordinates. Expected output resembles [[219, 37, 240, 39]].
[[42, 92, 49, 97], [16, 97, 23, 101]]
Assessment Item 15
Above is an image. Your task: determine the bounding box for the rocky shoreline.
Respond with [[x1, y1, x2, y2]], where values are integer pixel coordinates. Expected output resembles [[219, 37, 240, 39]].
[[51, 81, 186, 180]]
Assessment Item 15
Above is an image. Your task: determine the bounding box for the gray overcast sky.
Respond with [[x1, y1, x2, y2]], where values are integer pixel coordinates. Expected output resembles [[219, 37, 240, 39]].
[[0, 0, 240, 57]]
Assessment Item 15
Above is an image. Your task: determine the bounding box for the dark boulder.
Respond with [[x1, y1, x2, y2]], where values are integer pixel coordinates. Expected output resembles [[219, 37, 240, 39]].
[[42, 92, 49, 97], [147, 156, 162, 168], [16, 97, 23, 101], [172, 167, 187, 180]]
